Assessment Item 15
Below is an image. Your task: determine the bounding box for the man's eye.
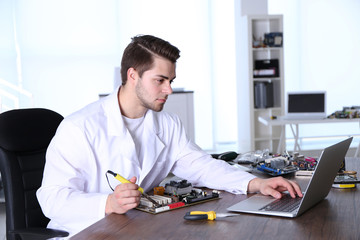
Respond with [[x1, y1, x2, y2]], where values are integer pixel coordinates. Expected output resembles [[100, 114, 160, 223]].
[[170, 80, 174, 84]]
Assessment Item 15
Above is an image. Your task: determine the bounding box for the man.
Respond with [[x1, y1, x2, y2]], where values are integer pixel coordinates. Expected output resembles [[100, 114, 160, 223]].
[[37, 35, 302, 236]]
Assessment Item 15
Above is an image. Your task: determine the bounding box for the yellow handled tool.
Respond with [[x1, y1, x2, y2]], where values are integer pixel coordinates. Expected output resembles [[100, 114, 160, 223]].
[[184, 211, 240, 220], [107, 170, 160, 207], [187, 211, 217, 220], [112, 172, 144, 194]]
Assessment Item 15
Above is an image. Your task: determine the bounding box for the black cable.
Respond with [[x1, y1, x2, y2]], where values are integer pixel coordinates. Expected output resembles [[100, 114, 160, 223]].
[[105, 170, 116, 191]]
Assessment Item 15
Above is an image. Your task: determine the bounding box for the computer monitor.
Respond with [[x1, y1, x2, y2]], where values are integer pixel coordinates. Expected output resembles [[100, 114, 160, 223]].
[[285, 91, 327, 119]]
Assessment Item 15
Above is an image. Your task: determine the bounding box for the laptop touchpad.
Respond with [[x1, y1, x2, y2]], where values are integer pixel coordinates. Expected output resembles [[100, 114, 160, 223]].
[[228, 194, 274, 211]]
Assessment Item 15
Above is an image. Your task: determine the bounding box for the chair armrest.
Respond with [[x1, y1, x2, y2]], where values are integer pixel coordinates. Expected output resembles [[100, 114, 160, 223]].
[[11, 227, 69, 240]]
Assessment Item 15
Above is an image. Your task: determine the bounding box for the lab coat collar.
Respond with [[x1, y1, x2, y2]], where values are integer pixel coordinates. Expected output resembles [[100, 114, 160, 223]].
[[102, 87, 163, 136], [102, 87, 165, 183], [139, 110, 165, 182], [102, 88, 127, 136]]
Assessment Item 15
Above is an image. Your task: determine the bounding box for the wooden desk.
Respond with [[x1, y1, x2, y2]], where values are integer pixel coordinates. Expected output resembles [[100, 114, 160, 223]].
[[72, 158, 360, 240]]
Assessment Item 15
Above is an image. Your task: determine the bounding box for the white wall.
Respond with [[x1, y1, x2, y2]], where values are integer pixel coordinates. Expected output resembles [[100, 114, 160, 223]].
[[0, 0, 218, 150]]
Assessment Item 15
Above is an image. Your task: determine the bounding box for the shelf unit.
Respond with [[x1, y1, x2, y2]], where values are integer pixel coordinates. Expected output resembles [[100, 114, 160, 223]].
[[237, 15, 285, 153]]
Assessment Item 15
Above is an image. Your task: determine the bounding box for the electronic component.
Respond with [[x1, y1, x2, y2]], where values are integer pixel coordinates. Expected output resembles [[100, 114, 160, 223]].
[[165, 180, 192, 195], [234, 149, 317, 176], [292, 156, 317, 170], [136, 180, 220, 214], [256, 156, 298, 176], [333, 172, 359, 184], [256, 162, 298, 176], [153, 186, 165, 195], [264, 32, 283, 47], [328, 106, 360, 119], [332, 169, 359, 188]]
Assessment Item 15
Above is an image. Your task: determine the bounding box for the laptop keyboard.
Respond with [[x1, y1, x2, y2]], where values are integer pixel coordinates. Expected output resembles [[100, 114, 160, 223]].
[[259, 194, 302, 212]]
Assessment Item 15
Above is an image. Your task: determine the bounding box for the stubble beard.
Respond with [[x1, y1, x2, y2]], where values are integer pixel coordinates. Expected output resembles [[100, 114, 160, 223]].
[[135, 80, 165, 112]]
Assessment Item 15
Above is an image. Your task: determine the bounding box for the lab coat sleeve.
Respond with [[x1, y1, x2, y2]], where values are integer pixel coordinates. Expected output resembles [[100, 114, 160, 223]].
[[172, 141, 256, 194], [166, 114, 256, 194], [36, 120, 109, 234]]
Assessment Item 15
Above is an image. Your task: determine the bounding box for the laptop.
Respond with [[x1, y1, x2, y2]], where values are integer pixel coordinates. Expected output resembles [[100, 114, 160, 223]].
[[282, 91, 327, 120], [227, 137, 353, 217]]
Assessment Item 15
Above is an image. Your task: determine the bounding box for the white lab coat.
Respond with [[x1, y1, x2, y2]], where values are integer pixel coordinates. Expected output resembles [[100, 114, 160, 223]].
[[37, 88, 256, 236]]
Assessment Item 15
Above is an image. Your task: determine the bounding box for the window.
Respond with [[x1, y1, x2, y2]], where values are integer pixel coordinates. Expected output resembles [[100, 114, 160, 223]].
[[269, 0, 360, 151]]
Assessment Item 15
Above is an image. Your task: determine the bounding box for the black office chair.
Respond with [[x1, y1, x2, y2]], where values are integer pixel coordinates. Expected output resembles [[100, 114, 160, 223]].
[[0, 108, 69, 240]]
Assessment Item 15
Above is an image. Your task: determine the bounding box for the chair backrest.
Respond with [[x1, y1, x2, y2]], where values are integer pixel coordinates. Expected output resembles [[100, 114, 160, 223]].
[[0, 108, 63, 240]]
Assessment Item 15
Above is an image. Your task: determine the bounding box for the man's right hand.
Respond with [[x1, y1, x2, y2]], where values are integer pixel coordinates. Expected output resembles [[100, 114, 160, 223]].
[[105, 176, 141, 215]]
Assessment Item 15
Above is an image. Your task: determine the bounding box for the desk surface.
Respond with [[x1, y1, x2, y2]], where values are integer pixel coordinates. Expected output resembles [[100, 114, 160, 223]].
[[72, 158, 360, 240], [259, 116, 360, 126]]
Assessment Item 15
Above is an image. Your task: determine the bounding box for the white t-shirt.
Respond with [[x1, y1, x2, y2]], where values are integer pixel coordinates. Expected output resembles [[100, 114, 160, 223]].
[[123, 115, 145, 168]]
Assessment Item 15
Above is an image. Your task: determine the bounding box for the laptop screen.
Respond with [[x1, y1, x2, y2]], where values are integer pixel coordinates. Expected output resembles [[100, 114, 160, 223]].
[[286, 91, 326, 118]]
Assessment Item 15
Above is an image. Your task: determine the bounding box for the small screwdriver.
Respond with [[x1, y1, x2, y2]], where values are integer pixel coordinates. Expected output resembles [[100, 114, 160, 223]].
[[184, 211, 240, 220], [107, 170, 161, 207]]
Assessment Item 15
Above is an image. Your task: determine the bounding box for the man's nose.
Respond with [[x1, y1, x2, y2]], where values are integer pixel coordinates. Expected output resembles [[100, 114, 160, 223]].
[[163, 82, 173, 95]]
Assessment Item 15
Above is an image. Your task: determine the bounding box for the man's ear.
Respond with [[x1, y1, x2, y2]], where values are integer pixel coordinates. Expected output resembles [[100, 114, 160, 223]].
[[127, 68, 139, 84]]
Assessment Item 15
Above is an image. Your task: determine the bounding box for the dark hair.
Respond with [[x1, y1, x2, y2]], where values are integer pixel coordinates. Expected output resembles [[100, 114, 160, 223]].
[[120, 35, 181, 85]]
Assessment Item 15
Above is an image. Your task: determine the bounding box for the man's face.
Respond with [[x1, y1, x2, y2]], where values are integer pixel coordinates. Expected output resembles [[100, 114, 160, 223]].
[[135, 57, 176, 112]]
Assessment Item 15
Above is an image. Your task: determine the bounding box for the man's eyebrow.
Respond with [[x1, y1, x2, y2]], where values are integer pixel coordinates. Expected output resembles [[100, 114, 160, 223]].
[[155, 75, 176, 80], [155, 75, 169, 79]]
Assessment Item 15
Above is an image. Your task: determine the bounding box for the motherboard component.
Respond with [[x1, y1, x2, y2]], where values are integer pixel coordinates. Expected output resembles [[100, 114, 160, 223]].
[[256, 156, 298, 176], [136, 180, 220, 214], [165, 180, 192, 195], [236, 149, 318, 176]]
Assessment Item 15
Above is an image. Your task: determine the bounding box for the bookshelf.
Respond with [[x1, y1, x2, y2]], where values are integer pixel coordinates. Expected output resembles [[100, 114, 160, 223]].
[[237, 14, 285, 153]]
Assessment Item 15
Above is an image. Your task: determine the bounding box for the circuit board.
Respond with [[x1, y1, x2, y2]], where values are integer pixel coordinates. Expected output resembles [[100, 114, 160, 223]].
[[136, 180, 220, 214], [333, 174, 360, 184], [255, 155, 317, 176], [234, 150, 317, 176], [256, 161, 298, 176], [253, 153, 317, 176]]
